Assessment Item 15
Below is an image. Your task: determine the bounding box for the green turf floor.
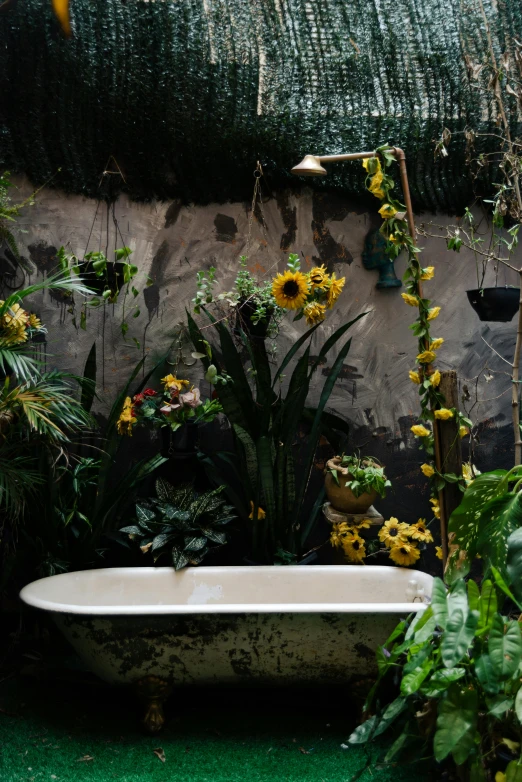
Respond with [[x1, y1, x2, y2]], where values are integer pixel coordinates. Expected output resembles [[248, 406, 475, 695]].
[[0, 676, 426, 782]]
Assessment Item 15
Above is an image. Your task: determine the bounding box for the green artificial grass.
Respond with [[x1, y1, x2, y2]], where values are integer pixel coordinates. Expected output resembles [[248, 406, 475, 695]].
[[0, 676, 426, 782]]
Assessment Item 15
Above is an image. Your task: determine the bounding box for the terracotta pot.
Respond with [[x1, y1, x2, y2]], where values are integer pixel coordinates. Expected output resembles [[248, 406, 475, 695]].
[[324, 472, 377, 514]]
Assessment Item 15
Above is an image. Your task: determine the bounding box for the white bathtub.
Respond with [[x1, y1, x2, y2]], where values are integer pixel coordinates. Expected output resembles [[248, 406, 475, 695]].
[[20, 565, 432, 687]]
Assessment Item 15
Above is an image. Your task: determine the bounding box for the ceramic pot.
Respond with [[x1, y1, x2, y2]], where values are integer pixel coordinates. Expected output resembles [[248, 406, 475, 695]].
[[160, 423, 199, 460], [324, 471, 377, 514], [466, 287, 520, 322]]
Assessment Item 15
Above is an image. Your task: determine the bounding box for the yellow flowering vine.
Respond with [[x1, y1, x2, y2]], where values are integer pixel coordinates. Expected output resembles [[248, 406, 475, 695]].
[[363, 144, 474, 530]]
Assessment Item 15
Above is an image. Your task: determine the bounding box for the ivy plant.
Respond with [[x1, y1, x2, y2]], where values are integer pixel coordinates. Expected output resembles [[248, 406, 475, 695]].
[[327, 454, 391, 498], [120, 478, 236, 569]]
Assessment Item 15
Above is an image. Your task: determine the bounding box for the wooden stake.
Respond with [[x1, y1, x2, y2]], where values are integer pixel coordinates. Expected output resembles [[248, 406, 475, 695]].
[[433, 370, 463, 566]]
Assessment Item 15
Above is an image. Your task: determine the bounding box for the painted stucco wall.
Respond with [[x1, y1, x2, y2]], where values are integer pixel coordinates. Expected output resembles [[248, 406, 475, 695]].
[[5, 177, 520, 523]]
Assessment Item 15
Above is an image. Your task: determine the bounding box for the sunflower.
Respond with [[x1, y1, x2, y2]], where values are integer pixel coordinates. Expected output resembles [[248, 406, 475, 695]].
[[330, 522, 357, 549], [355, 518, 372, 530], [249, 502, 266, 520], [389, 541, 421, 567], [408, 519, 433, 543], [326, 274, 345, 308], [272, 270, 310, 310], [161, 374, 190, 392], [378, 518, 410, 549], [116, 397, 137, 436], [342, 534, 366, 564], [303, 301, 326, 327], [308, 265, 330, 290]]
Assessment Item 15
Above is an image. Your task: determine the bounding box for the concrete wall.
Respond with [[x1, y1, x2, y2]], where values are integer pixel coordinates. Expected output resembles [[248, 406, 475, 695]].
[[5, 177, 520, 524]]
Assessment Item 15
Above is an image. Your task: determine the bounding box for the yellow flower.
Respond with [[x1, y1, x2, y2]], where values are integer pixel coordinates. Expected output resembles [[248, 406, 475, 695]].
[[342, 534, 366, 563], [161, 374, 190, 392], [356, 518, 372, 530], [411, 424, 431, 437], [28, 313, 41, 329], [420, 266, 435, 281], [409, 370, 421, 384], [326, 274, 345, 308], [430, 497, 441, 519], [0, 323, 27, 345], [495, 772, 506, 782], [363, 158, 386, 200], [434, 408, 454, 420], [427, 306, 441, 321], [421, 463, 435, 478], [430, 338, 444, 350], [378, 203, 397, 219], [389, 234, 402, 245], [389, 541, 421, 567], [308, 265, 330, 290], [401, 293, 418, 307], [462, 462, 480, 486], [417, 350, 436, 364], [408, 519, 434, 543], [248, 501, 266, 520], [459, 425, 469, 438], [116, 397, 137, 436], [272, 270, 310, 310], [430, 370, 441, 387], [2, 302, 29, 330], [378, 518, 410, 549], [435, 546, 443, 560], [303, 301, 326, 327]]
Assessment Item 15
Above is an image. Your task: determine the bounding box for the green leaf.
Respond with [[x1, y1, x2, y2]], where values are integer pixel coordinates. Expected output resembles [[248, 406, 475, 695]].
[[347, 697, 407, 744], [489, 614, 522, 679], [447, 579, 469, 621], [433, 684, 478, 765], [486, 694, 514, 717], [507, 528, 522, 605], [474, 654, 500, 695], [515, 686, 522, 724], [422, 667, 466, 697], [431, 577, 448, 628], [400, 658, 432, 696], [441, 609, 478, 668], [445, 470, 507, 584], [467, 580, 480, 612], [477, 490, 522, 576], [172, 547, 190, 570], [136, 505, 156, 525], [184, 536, 208, 552], [507, 760, 522, 782], [477, 579, 497, 635]]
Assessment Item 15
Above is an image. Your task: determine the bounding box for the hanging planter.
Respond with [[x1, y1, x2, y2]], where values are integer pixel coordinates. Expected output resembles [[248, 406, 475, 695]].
[[78, 259, 126, 297], [235, 297, 274, 340], [466, 287, 520, 322], [160, 422, 200, 460]]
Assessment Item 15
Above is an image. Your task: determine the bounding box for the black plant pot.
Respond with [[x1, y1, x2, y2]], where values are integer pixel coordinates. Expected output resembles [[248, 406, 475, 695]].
[[79, 261, 126, 297], [467, 287, 520, 322], [236, 298, 273, 340], [160, 423, 200, 460]]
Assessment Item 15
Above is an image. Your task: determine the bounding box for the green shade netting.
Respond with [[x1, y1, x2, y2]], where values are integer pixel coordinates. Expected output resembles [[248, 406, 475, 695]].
[[0, 0, 521, 210]]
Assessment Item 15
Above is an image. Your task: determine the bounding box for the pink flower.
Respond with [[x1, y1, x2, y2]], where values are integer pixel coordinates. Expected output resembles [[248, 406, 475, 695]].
[[179, 388, 201, 408], [160, 403, 180, 414]]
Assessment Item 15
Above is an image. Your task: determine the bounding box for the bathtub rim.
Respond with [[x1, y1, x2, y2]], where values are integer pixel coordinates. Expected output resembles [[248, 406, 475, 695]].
[[19, 565, 432, 616]]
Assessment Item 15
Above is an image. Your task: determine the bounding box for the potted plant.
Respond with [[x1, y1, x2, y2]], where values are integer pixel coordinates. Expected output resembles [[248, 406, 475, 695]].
[[120, 478, 236, 569], [188, 253, 354, 564], [324, 455, 391, 513]]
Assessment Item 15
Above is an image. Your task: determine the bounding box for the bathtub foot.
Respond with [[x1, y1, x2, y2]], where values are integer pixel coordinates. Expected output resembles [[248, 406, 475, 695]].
[[136, 676, 172, 734]]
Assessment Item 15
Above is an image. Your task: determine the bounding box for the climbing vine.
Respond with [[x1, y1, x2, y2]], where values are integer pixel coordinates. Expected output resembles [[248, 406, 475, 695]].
[[363, 146, 473, 520]]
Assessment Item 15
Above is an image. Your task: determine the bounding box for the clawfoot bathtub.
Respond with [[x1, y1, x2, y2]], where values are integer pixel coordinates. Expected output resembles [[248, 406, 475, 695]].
[[20, 565, 433, 732]]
